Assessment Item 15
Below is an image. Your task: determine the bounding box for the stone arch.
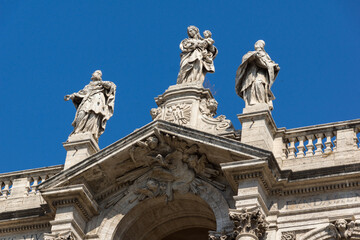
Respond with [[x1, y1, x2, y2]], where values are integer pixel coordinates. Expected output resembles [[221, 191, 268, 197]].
[[95, 180, 232, 239]]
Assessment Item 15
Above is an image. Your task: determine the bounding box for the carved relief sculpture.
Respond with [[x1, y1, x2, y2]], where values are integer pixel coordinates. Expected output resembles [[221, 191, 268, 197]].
[[121, 130, 224, 204], [177, 26, 218, 85], [164, 103, 192, 125], [199, 98, 233, 132], [300, 219, 356, 240], [150, 107, 162, 120], [64, 70, 116, 141], [281, 231, 296, 240], [235, 40, 280, 110], [334, 219, 355, 239], [44, 231, 76, 240]]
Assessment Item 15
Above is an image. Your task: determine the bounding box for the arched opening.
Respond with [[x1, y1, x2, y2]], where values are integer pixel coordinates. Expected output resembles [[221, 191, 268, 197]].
[[113, 193, 216, 240]]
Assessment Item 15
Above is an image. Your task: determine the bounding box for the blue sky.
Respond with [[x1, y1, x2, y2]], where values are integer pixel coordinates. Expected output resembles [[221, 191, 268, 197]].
[[1, 1, 359, 173]]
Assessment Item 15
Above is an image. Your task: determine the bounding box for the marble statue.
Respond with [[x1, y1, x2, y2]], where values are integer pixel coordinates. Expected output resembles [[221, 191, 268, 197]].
[[235, 40, 280, 110], [64, 70, 116, 141], [176, 26, 218, 85]]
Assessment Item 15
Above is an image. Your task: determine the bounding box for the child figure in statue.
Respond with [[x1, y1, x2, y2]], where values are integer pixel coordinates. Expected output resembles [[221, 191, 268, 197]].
[[202, 30, 216, 64]]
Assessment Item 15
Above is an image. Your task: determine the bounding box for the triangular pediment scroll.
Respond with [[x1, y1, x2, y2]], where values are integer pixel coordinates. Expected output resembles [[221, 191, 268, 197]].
[[104, 128, 226, 208]]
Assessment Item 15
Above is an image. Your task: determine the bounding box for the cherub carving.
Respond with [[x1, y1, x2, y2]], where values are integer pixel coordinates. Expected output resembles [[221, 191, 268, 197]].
[[334, 219, 355, 239]]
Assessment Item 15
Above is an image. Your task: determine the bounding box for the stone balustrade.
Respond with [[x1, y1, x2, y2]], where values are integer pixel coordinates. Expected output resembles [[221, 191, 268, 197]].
[[0, 165, 63, 199], [274, 119, 360, 160]]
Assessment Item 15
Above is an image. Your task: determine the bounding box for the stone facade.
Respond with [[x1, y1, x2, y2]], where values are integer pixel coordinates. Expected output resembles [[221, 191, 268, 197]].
[[1, 28, 360, 240]]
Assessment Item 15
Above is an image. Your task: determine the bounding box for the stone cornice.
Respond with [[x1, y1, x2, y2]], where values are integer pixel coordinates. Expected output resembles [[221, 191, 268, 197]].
[[0, 165, 63, 179], [41, 184, 98, 221], [0, 222, 51, 235], [0, 206, 51, 221], [222, 159, 360, 197], [155, 84, 214, 105]]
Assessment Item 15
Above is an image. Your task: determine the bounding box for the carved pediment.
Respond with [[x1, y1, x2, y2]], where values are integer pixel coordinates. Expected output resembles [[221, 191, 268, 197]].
[[39, 121, 269, 208], [105, 129, 226, 207]]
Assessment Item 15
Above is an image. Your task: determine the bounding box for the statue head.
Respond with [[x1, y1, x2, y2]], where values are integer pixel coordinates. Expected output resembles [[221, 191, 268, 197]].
[[203, 30, 212, 39], [187, 25, 200, 39], [335, 219, 347, 232], [91, 70, 102, 81], [146, 136, 159, 150], [207, 98, 218, 113], [150, 108, 160, 120], [254, 40, 265, 51], [146, 179, 159, 192]]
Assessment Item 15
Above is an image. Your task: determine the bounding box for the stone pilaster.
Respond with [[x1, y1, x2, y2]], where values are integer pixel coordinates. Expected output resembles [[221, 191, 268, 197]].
[[41, 185, 99, 240]]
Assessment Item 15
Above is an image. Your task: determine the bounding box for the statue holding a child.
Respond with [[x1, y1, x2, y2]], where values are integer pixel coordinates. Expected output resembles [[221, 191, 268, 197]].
[[176, 25, 218, 86]]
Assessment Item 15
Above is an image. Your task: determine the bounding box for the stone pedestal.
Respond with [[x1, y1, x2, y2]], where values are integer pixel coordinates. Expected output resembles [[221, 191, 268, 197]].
[[63, 133, 100, 169], [238, 109, 277, 151], [152, 84, 233, 135]]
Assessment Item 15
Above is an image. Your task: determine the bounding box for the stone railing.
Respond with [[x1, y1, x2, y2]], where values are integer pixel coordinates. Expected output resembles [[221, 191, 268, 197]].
[[273, 119, 360, 160], [0, 165, 63, 199]]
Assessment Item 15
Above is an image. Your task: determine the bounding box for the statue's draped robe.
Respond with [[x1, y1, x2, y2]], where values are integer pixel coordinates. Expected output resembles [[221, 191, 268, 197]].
[[177, 38, 217, 85], [70, 80, 116, 140], [235, 50, 279, 108]]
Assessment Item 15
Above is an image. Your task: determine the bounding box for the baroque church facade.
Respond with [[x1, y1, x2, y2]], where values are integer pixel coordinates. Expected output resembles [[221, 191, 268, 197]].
[[1, 26, 360, 240]]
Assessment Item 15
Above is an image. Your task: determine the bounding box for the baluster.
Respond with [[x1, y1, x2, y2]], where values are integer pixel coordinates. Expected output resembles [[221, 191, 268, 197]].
[[354, 128, 359, 148], [0, 181, 3, 197], [306, 135, 315, 156], [324, 132, 334, 153], [297, 136, 306, 157], [315, 133, 324, 155], [40, 175, 47, 184], [288, 137, 297, 159], [2, 180, 11, 198], [282, 142, 288, 159], [25, 177, 32, 196], [32, 177, 39, 195]]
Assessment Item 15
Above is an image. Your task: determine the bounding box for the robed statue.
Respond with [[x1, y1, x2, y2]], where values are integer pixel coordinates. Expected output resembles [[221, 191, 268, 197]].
[[235, 40, 280, 110], [64, 70, 116, 141], [177, 26, 218, 85]]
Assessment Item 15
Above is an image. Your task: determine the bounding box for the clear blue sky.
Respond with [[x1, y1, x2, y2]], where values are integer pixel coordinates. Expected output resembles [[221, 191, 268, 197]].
[[1, 1, 359, 173]]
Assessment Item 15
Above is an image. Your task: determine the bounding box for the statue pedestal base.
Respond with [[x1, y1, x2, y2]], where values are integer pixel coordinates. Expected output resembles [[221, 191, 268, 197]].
[[152, 84, 234, 135], [237, 109, 276, 151], [63, 133, 100, 169], [243, 103, 271, 114]]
